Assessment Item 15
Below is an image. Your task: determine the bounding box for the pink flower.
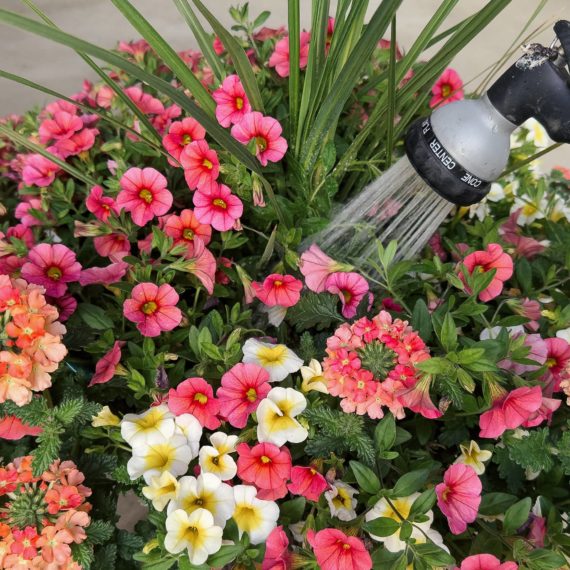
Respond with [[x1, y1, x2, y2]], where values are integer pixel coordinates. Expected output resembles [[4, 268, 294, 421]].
[[213, 36, 224, 55], [89, 341, 124, 386], [252, 274, 303, 308], [116, 167, 172, 226], [217, 363, 270, 428], [94, 233, 131, 262], [22, 154, 60, 187], [555, 166, 570, 180], [522, 395, 561, 428], [457, 554, 518, 570], [479, 386, 543, 439], [180, 139, 220, 191], [21, 244, 82, 298], [460, 243, 513, 302], [178, 237, 217, 295], [168, 377, 221, 429], [152, 104, 181, 134], [118, 39, 151, 60], [541, 337, 570, 392], [500, 210, 548, 259], [193, 183, 243, 231], [96, 85, 115, 108], [299, 244, 344, 293], [79, 261, 129, 287], [397, 375, 442, 419], [325, 272, 369, 318], [236, 442, 291, 500], [307, 528, 372, 570], [268, 32, 310, 77], [0, 416, 41, 440], [231, 111, 288, 166], [86, 185, 119, 222], [49, 293, 77, 322], [287, 466, 329, 502], [123, 282, 182, 337], [212, 75, 252, 128], [436, 464, 481, 535], [39, 111, 83, 143], [162, 118, 206, 163], [50, 127, 98, 158], [430, 68, 464, 108], [262, 526, 290, 570], [164, 209, 211, 257], [15, 197, 45, 227], [499, 333, 547, 375], [124, 86, 164, 114]]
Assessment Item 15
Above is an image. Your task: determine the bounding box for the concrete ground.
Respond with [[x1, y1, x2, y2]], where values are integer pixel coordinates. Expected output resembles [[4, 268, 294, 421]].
[[0, 0, 568, 167]]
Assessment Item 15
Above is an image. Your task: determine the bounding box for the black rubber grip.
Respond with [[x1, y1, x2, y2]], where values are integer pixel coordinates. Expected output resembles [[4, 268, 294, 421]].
[[554, 20, 570, 67]]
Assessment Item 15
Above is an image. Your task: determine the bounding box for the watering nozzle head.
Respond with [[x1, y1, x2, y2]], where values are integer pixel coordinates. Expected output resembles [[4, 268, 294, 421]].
[[405, 20, 570, 207]]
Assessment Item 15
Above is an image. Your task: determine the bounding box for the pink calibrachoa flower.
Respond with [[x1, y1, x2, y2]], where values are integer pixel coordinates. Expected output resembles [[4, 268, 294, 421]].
[[287, 465, 329, 502], [21, 244, 82, 298], [236, 442, 292, 500], [499, 333, 547, 375], [457, 554, 518, 570], [193, 183, 243, 232], [38, 111, 83, 143], [177, 237, 217, 295], [15, 197, 45, 227], [397, 375, 442, 419], [262, 526, 290, 570], [89, 341, 124, 386], [50, 294, 77, 322], [22, 154, 61, 187], [94, 233, 131, 262], [252, 274, 303, 308], [436, 464, 482, 535], [307, 528, 372, 570], [299, 244, 346, 293], [268, 32, 310, 77], [522, 394, 561, 428], [541, 337, 570, 392], [213, 36, 224, 55], [459, 243, 513, 302], [86, 185, 119, 222], [0, 416, 41, 440], [116, 167, 173, 227], [324, 272, 369, 318], [123, 282, 182, 338], [430, 68, 464, 108], [152, 104, 181, 134], [49, 127, 98, 159], [79, 261, 129, 287], [217, 363, 271, 428], [231, 111, 288, 166], [500, 210, 549, 259], [164, 209, 212, 257], [168, 377, 221, 430], [479, 385, 543, 439], [162, 117, 206, 163], [124, 86, 164, 114], [212, 75, 252, 128], [180, 139, 220, 191]]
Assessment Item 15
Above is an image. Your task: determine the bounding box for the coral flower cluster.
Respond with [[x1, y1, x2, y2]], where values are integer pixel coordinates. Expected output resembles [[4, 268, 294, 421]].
[[0, 276, 67, 406], [323, 310, 435, 419], [0, 456, 91, 569]]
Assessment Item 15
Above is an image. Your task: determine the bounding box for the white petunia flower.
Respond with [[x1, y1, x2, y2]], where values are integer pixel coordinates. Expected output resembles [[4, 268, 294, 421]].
[[523, 117, 552, 148], [242, 338, 303, 382], [549, 197, 570, 223], [300, 359, 328, 394], [121, 404, 175, 447], [142, 471, 179, 512], [256, 387, 308, 447], [164, 508, 223, 565], [556, 328, 570, 344], [174, 413, 202, 458], [454, 440, 492, 475], [199, 432, 239, 480], [511, 194, 547, 225], [324, 481, 358, 521], [167, 473, 235, 527], [468, 182, 506, 221], [127, 431, 193, 483], [232, 485, 279, 545], [261, 305, 288, 327]]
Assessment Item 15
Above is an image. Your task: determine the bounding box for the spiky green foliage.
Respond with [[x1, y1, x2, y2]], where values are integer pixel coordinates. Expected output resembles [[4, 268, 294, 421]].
[[286, 292, 343, 332]]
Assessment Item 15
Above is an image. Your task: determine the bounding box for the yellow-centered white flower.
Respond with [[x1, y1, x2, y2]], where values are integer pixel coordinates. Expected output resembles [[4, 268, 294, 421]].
[[511, 194, 548, 226], [199, 432, 238, 481], [232, 485, 279, 545], [324, 481, 358, 521], [523, 117, 552, 148], [92, 405, 121, 428], [164, 508, 223, 565], [300, 359, 328, 394], [242, 338, 303, 382], [174, 413, 202, 458], [454, 440, 492, 475], [127, 431, 193, 483], [121, 404, 175, 446], [366, 493, 446, 553], [256, 387, 308, 447], [168, 473, 235, 527], [142, 471, 179, 512]]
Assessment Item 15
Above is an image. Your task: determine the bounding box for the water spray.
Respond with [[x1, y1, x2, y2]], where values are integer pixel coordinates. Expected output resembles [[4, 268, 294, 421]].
[[316, 20, 570, 262]]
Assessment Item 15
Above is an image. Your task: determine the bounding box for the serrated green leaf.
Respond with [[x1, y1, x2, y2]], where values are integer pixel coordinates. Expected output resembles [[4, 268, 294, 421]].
[[286, 292, 343, 332]]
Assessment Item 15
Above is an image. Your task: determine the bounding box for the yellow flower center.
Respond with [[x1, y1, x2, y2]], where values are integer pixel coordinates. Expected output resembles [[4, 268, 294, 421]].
[[382, 498, 412, 522], [144, 443, 176, 471], [182, 134, 192, 145], [183, 228, 194, 240], [47, 266, 62, 280], [142, 301, 158, 315], [213, 198, 227, 209], [257, 345, 287, 367], [441, 84, 452, 98], [194, 392, 208, 405], [260, 455, 271, 464], [332, 488, 352, 510], [255, 136, 268, 152], [273, 280, 283, 287], [233, 504, 262, 533], [139, 189, 153, 204], [246, 388, 257, 402], [547, 357, 557, 368], [343, 543, 351, 550], [202, 159, 213, 170], [522, 203, 538, 216], [235, 97, 244, 110]]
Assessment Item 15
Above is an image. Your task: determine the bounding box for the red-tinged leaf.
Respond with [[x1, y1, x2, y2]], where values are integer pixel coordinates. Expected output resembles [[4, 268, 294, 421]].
[[0, 416, 42, 440]]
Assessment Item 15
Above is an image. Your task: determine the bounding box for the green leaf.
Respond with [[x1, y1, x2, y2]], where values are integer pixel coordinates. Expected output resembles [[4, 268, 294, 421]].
[[286, 292, 343, 332], [506, 428, 554, 473], [515, 257, 533, 294], [349, 460, 381, 494], [71, 542, 95, 569], [525, 549, 567, 569], [479, 493, 518, 516], [392, 469, 430, 497], [503, 497, 532, 535], [411, 299, 433, 342], [438, 312, 458, 352], [414, 543, 455, 566], [409, 489, 436, 519], [206, 545, 244, 567], [363, 516, 400, 537], [86, 520, 114, 545], [456, 348, 485, 365], [288, 0, 300, 149], [54, 398, 85, 425], [31, 419, 63, 476], [191, 0, 264, 111], [416, 357, 451, 374], [278, 496, 306, 524], [78, 303, 114, 330], [374, 414, 397, 453]]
